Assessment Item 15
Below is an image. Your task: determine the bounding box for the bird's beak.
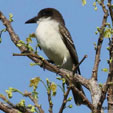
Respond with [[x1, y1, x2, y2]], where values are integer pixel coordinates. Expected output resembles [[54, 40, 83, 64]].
[[25, 16, 38, 24]]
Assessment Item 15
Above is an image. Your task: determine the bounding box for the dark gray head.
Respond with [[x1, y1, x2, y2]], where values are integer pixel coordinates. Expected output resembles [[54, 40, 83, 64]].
[[25, 8, 65, 25]]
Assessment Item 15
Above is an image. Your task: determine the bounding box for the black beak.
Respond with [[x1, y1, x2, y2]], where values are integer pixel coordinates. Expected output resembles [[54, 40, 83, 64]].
[[25, 16, 38, 24]]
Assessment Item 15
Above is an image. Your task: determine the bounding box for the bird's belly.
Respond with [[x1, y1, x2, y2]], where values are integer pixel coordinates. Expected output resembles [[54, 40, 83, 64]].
[[35, 21, 73, 70]]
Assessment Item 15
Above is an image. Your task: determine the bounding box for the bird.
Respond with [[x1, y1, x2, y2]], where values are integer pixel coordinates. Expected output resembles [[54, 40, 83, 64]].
[[25, 8, 85, 105]]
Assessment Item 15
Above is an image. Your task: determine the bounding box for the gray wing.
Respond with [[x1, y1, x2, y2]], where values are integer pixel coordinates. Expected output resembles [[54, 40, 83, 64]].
[[59, 24, 81, 74]]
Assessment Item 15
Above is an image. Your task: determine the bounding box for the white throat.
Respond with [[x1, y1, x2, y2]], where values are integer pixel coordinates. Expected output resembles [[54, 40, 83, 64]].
[[36, 17, 52, 24]]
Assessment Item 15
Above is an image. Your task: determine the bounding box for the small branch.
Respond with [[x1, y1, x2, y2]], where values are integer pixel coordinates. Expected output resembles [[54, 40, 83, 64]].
[[107, 36, 113, 113], [0, 94, 32, 113], [72, 86, 94, 110], [0, 102, 19, 113], [97, 37, 113, 110], [73, 55, 87, 73], [59, 87, 71, 113], [13, 53, 90, 90], [24, 91, 44, 113], [0, 94, 14, 107], [47, 90, 53, 113], [91, 0, 108, 80], [108, 0, 113, 26], [97, 82, 109, 112]]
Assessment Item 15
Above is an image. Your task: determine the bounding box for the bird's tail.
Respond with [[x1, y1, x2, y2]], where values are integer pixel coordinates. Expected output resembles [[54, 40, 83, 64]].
[[71, 82, 85, 105]]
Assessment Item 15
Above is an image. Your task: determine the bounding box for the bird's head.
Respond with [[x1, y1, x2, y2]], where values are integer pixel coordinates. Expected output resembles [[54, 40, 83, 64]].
[[25, 8, 65, 25]]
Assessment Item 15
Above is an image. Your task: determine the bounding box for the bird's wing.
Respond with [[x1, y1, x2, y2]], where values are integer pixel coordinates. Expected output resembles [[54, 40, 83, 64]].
[[59, 24, 81, 74]]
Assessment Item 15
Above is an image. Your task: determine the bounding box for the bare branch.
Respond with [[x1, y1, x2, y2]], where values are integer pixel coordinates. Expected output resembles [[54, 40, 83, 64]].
[[107, 36, 113, 113], [72, 86, 94, 110], [0, 102, 19, 113], [59, 87, 71, 113], [47, 90, 53, 113], [24, 91, 44, 113], [91, 0, 108, 80], [108, 0, 113, 26], [0, 94, 33, 113]]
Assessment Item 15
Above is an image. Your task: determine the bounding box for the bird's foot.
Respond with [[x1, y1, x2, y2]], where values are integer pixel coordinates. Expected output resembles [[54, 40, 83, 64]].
[[47, 59, 54, 64]]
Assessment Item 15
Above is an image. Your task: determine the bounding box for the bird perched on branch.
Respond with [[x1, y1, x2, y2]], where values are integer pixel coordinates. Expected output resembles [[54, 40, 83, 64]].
[[25, 8, 85, 105]]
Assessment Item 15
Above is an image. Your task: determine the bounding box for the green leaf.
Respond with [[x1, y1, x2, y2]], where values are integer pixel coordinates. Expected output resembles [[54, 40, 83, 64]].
[[101, 68, 108, 72], [30, 62, 37, 66], [109, 58, 113, 63], [9, 13, 13, 22], [67, 97, 72, 101], [99, 83, 103, 88], [30, 106, 36, 112], [107, 46, 110, 51], [93, 42, 97, 50], [5, 90, 12, 98], [56, 77, 62, 80], [39, 56, 45, 60], [17, 43, 22, 47], [93, 2, 96, 7], [62, 78, 66, 84], [29, 33, 36, 38], [46, 78, 50, 85], [68, 104, 73, 108], [93, 2, 98, 11], [97, 27, 100, 32], [0, 38, 2, 43], [104, 28, 112, 38], [95, 31, 98, 35], [18, 40, 25, 44], [29, 77, 40, 90], [26, 44, 34, 51], [17, 40, 26, 47], [26, 37, 32, 44], [94, 7, 98, 11], [17, 99, 25, 107], [106, 23, 111, 28], [50, 82, 57, 96], [82, 0, 86, 6], [27, 105, 36, 113], [32, 91, 38, 99]]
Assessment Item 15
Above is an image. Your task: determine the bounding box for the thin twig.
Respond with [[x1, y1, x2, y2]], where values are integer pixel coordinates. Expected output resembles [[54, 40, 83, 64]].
[[108, 0, 113, 26], [0, 102, 18, 113], [47, 90, 53, 113], [0, 94, 32, 113], [24, 91, 44, 113], [59, 87, 71, 113], [107, 35, 113, 113], [72, 86, 94, 110], [73, 55, 87, 74], [0, 94, 15, 107], [91, 0, 108, 80]]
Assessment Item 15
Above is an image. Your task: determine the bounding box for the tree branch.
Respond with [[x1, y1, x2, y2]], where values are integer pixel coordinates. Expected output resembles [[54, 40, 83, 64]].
[[47, 90, 53, 113], [0, 102, 19, 113], [24, 91, 44, 113], [0, 94, 33, 113], [59, 87, 71, 113], [91, 0, 108, 80], [107, 35, 113, 113], [108, 0, 113, 26]]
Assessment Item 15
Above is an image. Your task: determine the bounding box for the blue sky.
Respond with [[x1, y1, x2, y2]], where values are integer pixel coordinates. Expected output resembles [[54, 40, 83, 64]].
[[0, 0, 110, 113]]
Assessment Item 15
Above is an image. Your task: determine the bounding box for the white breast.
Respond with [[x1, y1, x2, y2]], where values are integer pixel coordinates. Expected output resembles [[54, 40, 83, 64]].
[[35, 18, 73, 70]]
